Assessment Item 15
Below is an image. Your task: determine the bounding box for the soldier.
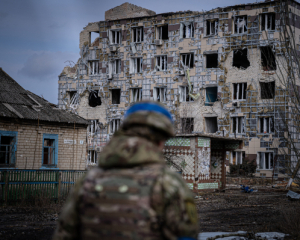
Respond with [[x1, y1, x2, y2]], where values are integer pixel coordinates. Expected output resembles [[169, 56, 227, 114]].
[[53, 101, 198, 240]]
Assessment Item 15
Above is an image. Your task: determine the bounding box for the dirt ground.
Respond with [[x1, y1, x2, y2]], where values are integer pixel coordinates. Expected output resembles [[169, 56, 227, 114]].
[[0, 188, 299, 240]]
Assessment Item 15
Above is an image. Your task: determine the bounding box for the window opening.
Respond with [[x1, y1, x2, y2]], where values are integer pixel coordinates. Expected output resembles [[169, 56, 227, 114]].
[[181, 118, 194, 134], [88, 120, 100, 135], [153, 87, 166, 102], [261, 13, 275, 31], [110, 30, 121, 44], [112, 59, 121, 74], [261, 46, 276, 71], [69, 91, 77, 100], [232, 151, 245, 165], [180, 53, 194, 69], [89, 61, 100, 75], [234, 16, 247, 34], [90, 31, 99, 45], [179, 86, 194, 102], [157, 25, 168, 40], [206, 54, 218, 68], [205, 87, 218, 106], [132, 27, 144, 43], [0, 136, 14, 165], [205, 117, 218, 133], [258, 152, 273, 169], [233, 83, 247, 100], [232, 117, 245, 134], [43, 139, 55, 165], [260, 81, 275, 99], [88, 150, 97, 165], [259, 117, 274, 133], [206, 19, 218, 36], [111, 89, 121, 104], [88, 90, 102, 107], [131, 88, 142, 102], [155, 55, 167, 71], [181, 22, 194, 38], [130, 58, 143, 73], [110, 119, 120, 134], [233, 49, 250, 69]]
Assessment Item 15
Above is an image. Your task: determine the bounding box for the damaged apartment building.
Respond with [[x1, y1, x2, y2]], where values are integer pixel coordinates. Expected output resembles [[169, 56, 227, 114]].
[[58, 0, 300, 178]]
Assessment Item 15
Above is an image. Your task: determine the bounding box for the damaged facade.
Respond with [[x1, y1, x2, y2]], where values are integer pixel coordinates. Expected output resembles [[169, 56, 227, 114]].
[[58, 1, 300, 179]]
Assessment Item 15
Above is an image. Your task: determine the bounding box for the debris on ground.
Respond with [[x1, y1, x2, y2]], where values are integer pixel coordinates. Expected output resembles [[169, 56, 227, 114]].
[[240, 185, 257, 193], [199, 231, 286, 240], [286, 190, 300, 199]]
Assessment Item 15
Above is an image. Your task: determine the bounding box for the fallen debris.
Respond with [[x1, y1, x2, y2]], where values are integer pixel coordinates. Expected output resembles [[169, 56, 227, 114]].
[[199, 231, 286, 240], [286, 190, 300, 199]]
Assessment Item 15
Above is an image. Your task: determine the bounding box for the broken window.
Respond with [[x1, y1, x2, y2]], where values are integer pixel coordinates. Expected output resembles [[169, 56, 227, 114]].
[[206, 19, 218, 36], [206, 54, 218, 68], [205, 117, 218, 133], [260, 81, 275, 99], [109, 30, 121, 44], [88, 90, 102, 107], [87, 150, 97, 165], [179, 85, 194, 102], [233, 49, 250, 69], [157, 25, 168, 40], [234, 16, 247, 34], [88, 120, 100, 135], [261, 13, 275, 31], [110, 119, 120, 134], [153, 87, 166, 102], [180, 22, 194, 38], [42, 134, 58, 167], [132, 27, 144, 43], [112, 59, 121, 74], [258, 152, 273, 169], [259, 117, 274, 133], [0, 135, 15, 166], [180, 53, 194, 69], [232, 117, 245, 134], [89, 61, 100, 75], [205, 87, 218, 105], [111, 89, 121, 104], [181, 118, 194, 134], [155, 55, 167, 71], [130, 58, 143, 73], [261, 46, 276, 71], [131, 88, 142, 102], [232, 151, 245, 165], [233, 83, 247, 100], [90, 31, 99, 45]]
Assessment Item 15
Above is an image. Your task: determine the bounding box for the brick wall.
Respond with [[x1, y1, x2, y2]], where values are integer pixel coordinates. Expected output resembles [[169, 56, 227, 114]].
[[105, 2, 156, 21], [0, 121, 87, 170]]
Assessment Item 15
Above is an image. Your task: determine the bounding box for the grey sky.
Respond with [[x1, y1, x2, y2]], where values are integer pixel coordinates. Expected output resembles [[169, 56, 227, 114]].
[[0, 0, 257, 104]]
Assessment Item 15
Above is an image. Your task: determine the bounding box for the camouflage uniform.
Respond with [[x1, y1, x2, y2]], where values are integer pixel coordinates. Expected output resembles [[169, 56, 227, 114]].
[[53, 102, 198, 240]]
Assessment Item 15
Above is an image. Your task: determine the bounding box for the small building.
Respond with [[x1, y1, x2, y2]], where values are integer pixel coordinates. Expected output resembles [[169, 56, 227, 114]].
[[164, 134, 243, 191], [0, 68, 89, 170]]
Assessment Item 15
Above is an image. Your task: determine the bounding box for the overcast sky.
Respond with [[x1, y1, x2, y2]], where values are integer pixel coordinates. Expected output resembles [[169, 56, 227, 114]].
[[1, 0, 258, 104]]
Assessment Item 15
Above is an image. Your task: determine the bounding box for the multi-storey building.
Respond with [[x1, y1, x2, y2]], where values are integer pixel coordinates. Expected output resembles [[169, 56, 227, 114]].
[[58, 1, 300, 178]]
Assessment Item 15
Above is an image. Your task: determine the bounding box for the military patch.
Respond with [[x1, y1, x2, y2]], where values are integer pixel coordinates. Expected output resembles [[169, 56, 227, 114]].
[[119, 185, 129, 193], [185, 201, 197, 224]]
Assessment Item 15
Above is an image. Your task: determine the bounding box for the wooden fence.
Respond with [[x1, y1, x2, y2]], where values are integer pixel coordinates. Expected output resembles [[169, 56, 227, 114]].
[[0, 170, 86, 204]]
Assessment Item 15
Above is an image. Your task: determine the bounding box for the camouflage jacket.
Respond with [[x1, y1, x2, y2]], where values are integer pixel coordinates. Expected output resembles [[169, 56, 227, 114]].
[[53, 133, 198, 240]]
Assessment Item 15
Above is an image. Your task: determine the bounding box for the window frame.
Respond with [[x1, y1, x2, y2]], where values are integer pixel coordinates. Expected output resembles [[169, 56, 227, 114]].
[[111, 59, 121, 74], [181, 118, 194, 134], [257, 152, 274, 170], [233, 83, 247, 100], [155, 55, 168, 71], [231, 151, 245, 165], [179, 85, 194, 102], [153, 87, 166, 102], [130, 57, 143, 74], [111, 89, 121, 104], [261, 13, 275, 31], [109, 119, 120, 134], [180, 22, 194, 38], [87, 150, 98, 165], [180, 53, 194, 69], [205, 87, 218, 105], [260, 81, 275, 99], [130, 88, 142, 102], [109, 29, 122, 45], [41, 134, 58, 169], [0, 130, 18, 168], [234, 15, 248, 34], [132, 27, 144, 43], [259, 117, 274, 134], [156, 25, 169, 40], [232, 116, 245, 134], [206, 19, 219, 36], [89, 61, 100, 75]]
